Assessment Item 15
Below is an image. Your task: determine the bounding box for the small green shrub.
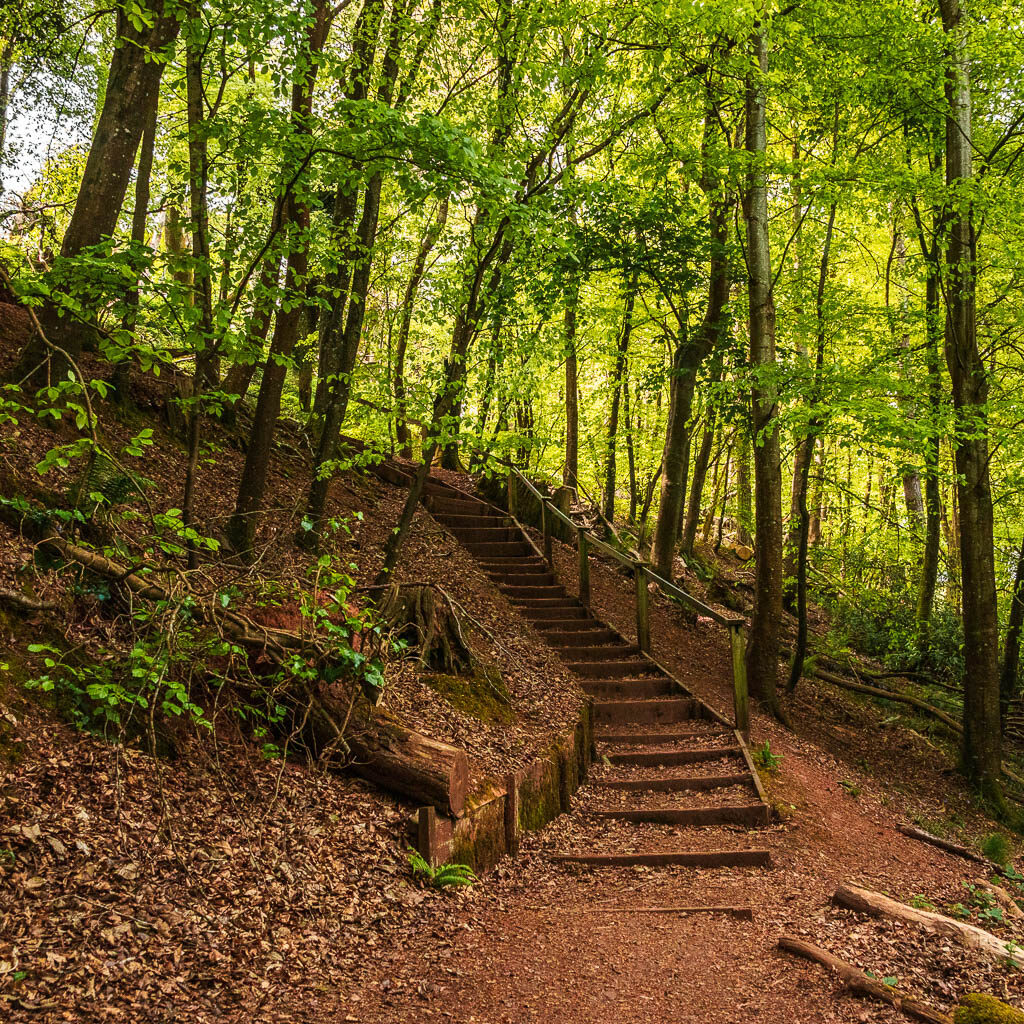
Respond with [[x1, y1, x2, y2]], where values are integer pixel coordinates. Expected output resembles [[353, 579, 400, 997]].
[[407, 848, 478, 890], [752, 740, 783, 773], [839, 780, 861, 798], [983, 833, 1012, 866]]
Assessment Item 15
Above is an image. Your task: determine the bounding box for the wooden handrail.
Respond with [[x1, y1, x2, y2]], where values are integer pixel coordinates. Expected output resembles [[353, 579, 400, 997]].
[[506, 465, 750, 739]]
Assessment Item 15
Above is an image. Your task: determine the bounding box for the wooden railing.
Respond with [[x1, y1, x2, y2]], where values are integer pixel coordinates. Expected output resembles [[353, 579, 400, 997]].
[[506, 467, 750, 740]]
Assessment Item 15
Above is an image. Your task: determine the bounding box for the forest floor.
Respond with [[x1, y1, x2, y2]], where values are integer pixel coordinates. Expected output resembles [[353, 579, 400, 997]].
[[1, 312, 1023, 1022]]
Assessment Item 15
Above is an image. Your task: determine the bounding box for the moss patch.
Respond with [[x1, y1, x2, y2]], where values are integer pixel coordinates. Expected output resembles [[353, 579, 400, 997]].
[[423, 663, 514, 726], [955, 993, 1024, 1024]]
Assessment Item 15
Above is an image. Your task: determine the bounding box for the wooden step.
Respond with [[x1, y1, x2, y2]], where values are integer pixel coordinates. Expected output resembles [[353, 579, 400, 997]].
[[493, 573, 559, 587], [558, 644, 641, 662], [605, 746, 743, 766], [567, 659, 654, 677], [511, 596, 582, 609], [594, 773, 754, 792], [464, 541, 535, 557], [479, 557, 548, 569], [543, 629, 620, 646], [551, 849, 772, 869], [596, 728, 730, 745], [589, 804, 770, 827], [519, 604, 589, 619], [593, 697, 697, 725], [534, 618, 607, 632], [429, 496, 488, 515], [449, 526, 521, 544], [504, 584, 567, 599], [433, 513, 507, 528], [580, 678, 675, 699]]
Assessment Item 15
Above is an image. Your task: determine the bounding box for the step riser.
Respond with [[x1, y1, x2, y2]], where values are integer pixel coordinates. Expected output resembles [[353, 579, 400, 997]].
[[551, 850, 772, 868], [581, 679, 675, 699], [591, 805, 770, 827], [519, 606, 589, 620], [595, 774, 754, 793], [543, 630, 620, 646], [607, 746, 742, 766], [436, 515, 509, 530], [535, 620, 608, 633], [429, 498, 488, 515], [593, 699, 697, 725], [450, 527, 521, 544], [504, 586, 567, 599], [558, 645, 640, 662], [465, 543, 535, 557], [596, 729, 729, 746], [567, 660, 653, 677], [492, 574, 558, 587]]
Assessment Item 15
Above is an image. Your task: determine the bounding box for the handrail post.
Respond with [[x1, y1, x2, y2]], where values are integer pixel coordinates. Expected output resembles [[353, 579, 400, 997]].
[[578, 528, 590, 607], [507, 471, 518, 518], [634, 564, 650, 654], [541, 499, 553, 565], [729, 623, 749, 741]]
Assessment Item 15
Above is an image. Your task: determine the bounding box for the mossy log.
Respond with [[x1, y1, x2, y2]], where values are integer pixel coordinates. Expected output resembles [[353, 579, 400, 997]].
[[955, 993, 1024, 1023]]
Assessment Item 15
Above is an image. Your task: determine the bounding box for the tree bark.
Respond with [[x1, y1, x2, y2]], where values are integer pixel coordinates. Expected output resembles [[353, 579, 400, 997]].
[[395, 199, 448, 455], [563, 279, 580, 490], [113, 84, 160, 403], [1001, 536, 1024, 724], [228, 0, 332, 555], [939, 0, 1002, 805], [13, 0, 181, 383], [651, 94, 732, 579], [743, 30, 784, 717], [603, 271, 638, 523]]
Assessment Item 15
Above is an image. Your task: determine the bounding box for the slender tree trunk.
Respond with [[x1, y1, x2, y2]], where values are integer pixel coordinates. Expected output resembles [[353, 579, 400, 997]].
[[13, 1, 180, 383], [181, 5, 215, 571], [604, 271, 638, 522], [743, 30, 784, 717], [624, 378, 638, 523], [939, 0, 1001, 804], [788, 202, 836, 691], [227, 0, 331, 555], [0, 39, 14, 195], [1001, 537, 1024, 725], [652, 94, 732, 579], [113, 84, 159, 403], [395, 198, 448, 455], [563, 281, 580, 490], [681, 353, 725, 556]]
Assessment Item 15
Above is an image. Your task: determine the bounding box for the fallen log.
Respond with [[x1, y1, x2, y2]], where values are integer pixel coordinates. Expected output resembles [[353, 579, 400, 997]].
[[5, 507, 470, 817], [833, 884, 1020, 963], [525, 904, 753, 919], [795, 660, 1024, 796], [896, 825, 1006, 876], [778, 935, 951, 1024]]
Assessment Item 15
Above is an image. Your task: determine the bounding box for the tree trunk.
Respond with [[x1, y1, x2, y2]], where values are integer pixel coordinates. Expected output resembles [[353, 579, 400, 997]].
[[939, 0, 1002, 805], [228, 3, 331, 555], [182, 5, 215, 571], [13, 1, 181, 383], [736, 429, 753, 546], [113, 84, 159, 403], [603, 271, 638, 522], [682, 354, 725, 555], [651, 95, 732, 579], [743, 30, 784, 717], [788, 201, 836, 691], [395, 199, 448, 455], [563, 280, 580, 490], [1001, 537, 1024, 726]]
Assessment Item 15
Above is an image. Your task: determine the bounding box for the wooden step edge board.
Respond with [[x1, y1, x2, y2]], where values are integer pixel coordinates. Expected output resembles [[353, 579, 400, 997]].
[[594, 697, 697, 717], [594, 773, 755, 793], [606, 746, 743, 766], [551, 849, 772, 868], [589, 803, 770, 827], [735, 728, 770, 805], [596, 728, 732, 744]]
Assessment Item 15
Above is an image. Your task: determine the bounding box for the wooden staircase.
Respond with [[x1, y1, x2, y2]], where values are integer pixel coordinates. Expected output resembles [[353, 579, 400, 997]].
[[422, 475, 772, 871]]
